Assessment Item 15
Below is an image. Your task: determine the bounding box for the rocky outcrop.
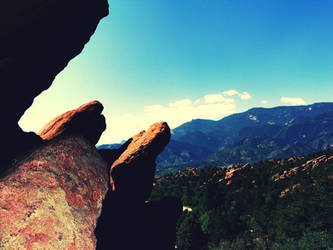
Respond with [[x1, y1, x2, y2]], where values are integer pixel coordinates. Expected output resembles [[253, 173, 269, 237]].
[[0, 136, 109, 249], [1, 0, 182, 248], [39, 100, 106, 145], [0, 118, 181, 249], [95, 122, 182, 250], [110, 122, 171, 201], [0, 0, 109, 171]]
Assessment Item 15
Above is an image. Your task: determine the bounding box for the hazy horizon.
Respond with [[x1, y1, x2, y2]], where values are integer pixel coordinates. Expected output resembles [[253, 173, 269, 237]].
[[19, 0, 333, 144]]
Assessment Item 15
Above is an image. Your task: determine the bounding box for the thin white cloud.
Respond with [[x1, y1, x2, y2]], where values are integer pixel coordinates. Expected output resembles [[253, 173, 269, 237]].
[[261, 100, 268, 105], [168, 99, 192, 108], [101, 100, 237, 144], [145, 99, 236, 128], [223, 89, 239, 96], [98, 89, 252, 144], [222, 89, 251, 100], [193, 98, 201, 105], [239, 91, 252, 100], [280, 97, 306, 105], [204, 94, 234, 104]]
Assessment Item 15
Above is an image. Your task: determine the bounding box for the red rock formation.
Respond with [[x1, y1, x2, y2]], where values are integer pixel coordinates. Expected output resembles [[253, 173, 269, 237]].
[[39, 100, 106, 145], [110, 122, 171, 201], [1, 1, 182, 247], [275, 154, 333, 181], [0, 136, 109, 249], [95, 122, 182, 250], [0, 0, 109, 171]]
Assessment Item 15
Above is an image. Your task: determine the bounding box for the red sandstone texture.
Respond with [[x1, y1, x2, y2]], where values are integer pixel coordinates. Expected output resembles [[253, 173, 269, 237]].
[[110, 122, 171, 201], [39, 100, 106, 145], [0, 136, 108, 249]]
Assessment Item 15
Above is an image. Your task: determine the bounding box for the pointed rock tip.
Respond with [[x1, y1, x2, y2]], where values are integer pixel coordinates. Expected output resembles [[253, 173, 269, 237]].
[[109, 121, 171, 199], [77, 100, 104, 113]]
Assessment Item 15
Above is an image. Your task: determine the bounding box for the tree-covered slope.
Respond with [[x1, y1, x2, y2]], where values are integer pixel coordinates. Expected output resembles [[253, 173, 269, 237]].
[[207, 109, 333, 166], [150, 149, 333, 249]]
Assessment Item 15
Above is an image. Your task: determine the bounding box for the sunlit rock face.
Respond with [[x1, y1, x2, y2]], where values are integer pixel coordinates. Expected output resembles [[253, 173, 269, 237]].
[[39, 100, 106, 145], [110, 122, 171, 201], [0, 0, 109, 171], [0, 136, 109, 249]]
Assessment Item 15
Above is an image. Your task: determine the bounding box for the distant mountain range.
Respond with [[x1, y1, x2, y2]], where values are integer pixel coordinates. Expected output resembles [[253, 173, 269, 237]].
[[98, 102, 333, 175]]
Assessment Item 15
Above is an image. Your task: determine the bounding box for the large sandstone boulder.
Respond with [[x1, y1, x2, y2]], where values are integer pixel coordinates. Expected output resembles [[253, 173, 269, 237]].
[[0, 136, 109, 249], [95, 122, 182, 250], [110, 122, 171, 201], [39, 100, 106, 145], [0, 0, 109, 171]]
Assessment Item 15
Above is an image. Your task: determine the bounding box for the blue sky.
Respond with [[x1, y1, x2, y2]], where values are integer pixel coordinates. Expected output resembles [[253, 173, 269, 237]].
[[19, 0, 333, 144]]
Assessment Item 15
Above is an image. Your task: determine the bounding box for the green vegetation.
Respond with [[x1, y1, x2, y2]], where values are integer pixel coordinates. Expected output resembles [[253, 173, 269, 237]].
[[150, 149, 333, 249]]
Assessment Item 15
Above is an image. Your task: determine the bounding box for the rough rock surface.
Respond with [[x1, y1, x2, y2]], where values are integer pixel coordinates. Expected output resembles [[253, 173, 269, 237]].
[[0, 136, 109, 249], [0, 0, 109, 171], [110, 122, 171, 201], [95, 122, 182, 250], [39, 100, 106, 145]]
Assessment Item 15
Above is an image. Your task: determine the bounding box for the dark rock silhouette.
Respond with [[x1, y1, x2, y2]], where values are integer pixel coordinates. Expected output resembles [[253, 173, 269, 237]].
[[95, 191, 182, 250], [39, 100, 106, 145], [1, 126, 44, 175], [0, 0, 109, 171], [95, 122, 182, 249], [0, 136, 109, 249], [146, 197, 183, 249]]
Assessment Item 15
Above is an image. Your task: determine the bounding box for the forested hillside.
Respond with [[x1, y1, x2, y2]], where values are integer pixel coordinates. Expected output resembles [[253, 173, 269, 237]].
[[150, 149, 333, 249]]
